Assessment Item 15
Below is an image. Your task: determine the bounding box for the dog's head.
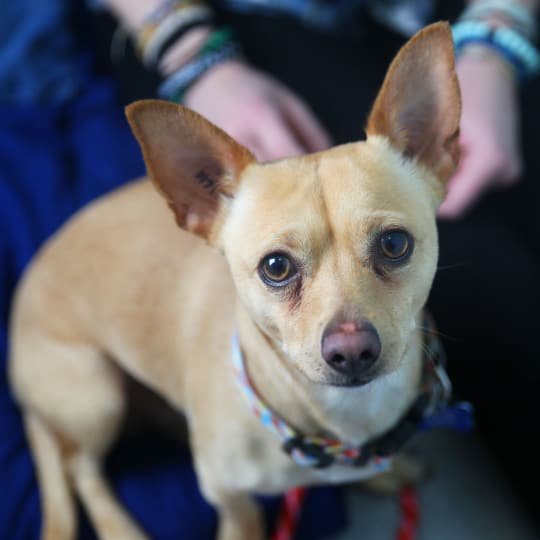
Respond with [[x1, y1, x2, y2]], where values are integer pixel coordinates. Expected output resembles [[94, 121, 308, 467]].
[[127, 22, 460, 388]]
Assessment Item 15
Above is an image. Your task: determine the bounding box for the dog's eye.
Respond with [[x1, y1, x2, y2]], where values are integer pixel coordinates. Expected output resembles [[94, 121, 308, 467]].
[[378, 229, 413, 262], [259, 253, 297, 286]]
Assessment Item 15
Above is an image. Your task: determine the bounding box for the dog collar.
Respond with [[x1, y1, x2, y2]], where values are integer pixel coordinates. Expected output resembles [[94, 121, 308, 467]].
[[232, 314, 474, 469]]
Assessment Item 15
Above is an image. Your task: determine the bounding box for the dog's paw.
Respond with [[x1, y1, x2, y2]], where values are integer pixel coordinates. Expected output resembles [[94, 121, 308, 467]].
[[358, 454, 427, 496]]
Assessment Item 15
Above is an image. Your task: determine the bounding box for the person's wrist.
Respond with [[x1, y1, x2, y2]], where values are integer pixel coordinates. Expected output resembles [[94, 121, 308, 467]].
[[459, 0, 538, 41], [452, 20, 540, 81], [157, 28, 242, 103], [453, 1, 540, 82], [456, 43, 517, 82], [158, 26, 213, 76], [135, 0, 215, 69], [183, 59, 248, 104]]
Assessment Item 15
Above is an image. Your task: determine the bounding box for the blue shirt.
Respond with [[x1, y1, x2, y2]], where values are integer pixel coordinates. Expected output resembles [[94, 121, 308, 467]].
[[0, 0, 88, 104], [218, 0, 434, 36], [0, 0, 435, 105]]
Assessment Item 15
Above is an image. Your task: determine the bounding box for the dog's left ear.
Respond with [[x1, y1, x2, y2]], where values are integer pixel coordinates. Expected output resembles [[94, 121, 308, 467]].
[[366, 22, 461, 184], [126, 100, 255, 239]]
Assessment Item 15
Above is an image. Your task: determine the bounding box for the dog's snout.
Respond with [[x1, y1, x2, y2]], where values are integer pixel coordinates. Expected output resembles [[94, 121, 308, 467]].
[[321, 321, 381, 379]]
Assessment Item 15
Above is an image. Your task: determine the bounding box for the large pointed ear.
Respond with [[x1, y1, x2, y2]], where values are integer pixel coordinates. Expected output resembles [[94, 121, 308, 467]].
[[126, 100, 255, 239], [366, 22, 461, 184]]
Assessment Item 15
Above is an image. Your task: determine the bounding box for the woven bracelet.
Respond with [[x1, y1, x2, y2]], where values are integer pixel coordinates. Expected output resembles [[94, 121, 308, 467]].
[[452, 20, 540, 82], [137, 0, 214, 68], [143, 5, 213, 67], [459, 0, 538, 41], [158, 35, 241, 102]]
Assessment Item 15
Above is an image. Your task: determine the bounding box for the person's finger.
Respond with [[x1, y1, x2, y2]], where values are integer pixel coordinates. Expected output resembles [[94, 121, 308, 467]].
[[253, 106, 306, 161], [279, 90, 332, 152], [244, 134, 272, 162], [438, 154, 496, 219]]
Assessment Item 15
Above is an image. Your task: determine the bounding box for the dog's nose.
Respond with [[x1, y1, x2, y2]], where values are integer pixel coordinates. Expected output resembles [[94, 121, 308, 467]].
[[321, 321, 381, 378]]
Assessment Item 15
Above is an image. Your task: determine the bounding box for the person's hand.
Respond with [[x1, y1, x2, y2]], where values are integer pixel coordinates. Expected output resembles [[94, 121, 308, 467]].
[[438, 50, 522, 219], [183, 60, 331, 161]]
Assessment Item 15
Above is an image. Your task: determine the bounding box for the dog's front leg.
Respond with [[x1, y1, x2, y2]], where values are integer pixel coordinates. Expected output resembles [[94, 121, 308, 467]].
[[360, 453, 425, 495], [200, 483, 264, 540], [216, 492, 264, 540]]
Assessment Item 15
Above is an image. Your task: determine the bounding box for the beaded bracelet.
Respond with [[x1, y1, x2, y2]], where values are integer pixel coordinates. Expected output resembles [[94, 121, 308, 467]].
[[158, 28, 241, 102], [137, 0, 214, 69], [459, 0, 538, 41], [452, 20, 540, 82]]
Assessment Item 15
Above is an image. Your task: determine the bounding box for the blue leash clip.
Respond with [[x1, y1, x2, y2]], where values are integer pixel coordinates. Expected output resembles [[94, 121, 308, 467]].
[[420, 401, 475, 433]]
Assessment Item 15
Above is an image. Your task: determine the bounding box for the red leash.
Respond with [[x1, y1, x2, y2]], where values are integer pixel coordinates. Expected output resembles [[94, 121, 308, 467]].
[[396, 486, 420, 540], [272, 486, 420, 540], [271, 487, 307, 540]]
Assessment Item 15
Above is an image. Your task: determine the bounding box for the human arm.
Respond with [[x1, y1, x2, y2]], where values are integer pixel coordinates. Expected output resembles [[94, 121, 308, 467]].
[[101, 0, 332, 161], [438, 0, 539, 218]]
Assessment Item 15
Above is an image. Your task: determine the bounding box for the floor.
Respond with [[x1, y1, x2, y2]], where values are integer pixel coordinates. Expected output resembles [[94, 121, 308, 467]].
[[329, 431, 538, 540]]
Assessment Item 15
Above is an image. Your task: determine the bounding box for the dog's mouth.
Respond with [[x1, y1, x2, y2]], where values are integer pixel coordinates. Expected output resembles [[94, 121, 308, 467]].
[[327, 378, 371, 388], [323, 368, 381, 388]]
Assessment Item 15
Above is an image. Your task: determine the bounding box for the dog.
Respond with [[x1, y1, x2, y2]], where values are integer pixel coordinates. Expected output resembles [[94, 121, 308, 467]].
[[9, 22, 461, 540]]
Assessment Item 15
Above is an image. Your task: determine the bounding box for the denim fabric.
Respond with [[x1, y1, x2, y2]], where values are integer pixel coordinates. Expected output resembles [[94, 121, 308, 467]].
[[0, 0, 87, 104], [216, 0, 434, 36]]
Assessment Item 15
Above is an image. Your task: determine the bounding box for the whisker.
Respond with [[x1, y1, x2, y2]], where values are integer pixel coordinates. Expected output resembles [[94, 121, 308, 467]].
[[421, 342, 435, 361], [416, 325, 457, 341], [436, 262, 467, 271]]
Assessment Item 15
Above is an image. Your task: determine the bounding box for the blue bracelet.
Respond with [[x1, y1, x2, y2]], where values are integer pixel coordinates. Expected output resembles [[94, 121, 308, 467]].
[[158, 41, 241, 102], [452, 21, 540, 82], [459, 0, 538, 41]]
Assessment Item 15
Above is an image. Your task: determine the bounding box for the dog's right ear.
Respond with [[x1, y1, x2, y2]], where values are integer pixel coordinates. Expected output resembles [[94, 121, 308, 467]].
[[126, 100, 255, 239]]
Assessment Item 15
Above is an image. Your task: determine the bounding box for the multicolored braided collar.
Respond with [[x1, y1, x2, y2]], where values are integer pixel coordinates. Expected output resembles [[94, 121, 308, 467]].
[[231, 314, 474, 470]]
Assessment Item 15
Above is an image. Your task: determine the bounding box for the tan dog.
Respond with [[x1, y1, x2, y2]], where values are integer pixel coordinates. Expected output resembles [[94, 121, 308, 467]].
[[9, 22, 460, 540]]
